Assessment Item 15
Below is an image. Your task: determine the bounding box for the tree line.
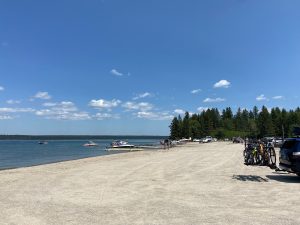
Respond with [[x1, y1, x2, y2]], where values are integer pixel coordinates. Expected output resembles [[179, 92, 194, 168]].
[[169, 106, 300, 140]]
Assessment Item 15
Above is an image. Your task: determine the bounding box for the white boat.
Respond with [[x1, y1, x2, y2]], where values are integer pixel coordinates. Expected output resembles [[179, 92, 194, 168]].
[[110, 140, 135, 148], [106, 140, 140, 151], [83, 141, 98, 147], [38, 141, 48, 145]]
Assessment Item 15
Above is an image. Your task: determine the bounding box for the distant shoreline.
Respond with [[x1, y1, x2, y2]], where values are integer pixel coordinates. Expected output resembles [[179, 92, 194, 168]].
[[0, 135, 168, 141]]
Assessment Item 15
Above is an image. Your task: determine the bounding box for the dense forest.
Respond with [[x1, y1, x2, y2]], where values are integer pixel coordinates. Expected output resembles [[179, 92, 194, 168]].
[[169, 106, 300, 140]]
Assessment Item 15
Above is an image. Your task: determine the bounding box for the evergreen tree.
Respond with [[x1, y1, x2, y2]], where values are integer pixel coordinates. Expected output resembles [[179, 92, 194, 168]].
[[257, 106, 274, 137], [168, 106, 300, 140], [169, 117, 180, 140], [182, 112, 191, 138]]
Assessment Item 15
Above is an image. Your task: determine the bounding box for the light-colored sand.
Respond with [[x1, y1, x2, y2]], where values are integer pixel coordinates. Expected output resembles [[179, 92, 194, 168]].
[[0, 142, 299, 225]]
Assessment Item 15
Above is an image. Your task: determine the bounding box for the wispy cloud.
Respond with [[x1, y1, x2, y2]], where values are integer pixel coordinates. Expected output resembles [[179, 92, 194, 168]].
[[89, 99, 121, 111], [122, 102, 153, 112], [43, 102, 57, 107], [256, 94, 269, 101], [0, 115, 14, 120], [0, 86, 4, 91], [7, 100, 21, 104], [174, 109, 185, 114], [197, 107, 209, 112], [203, 97, 226, 103], [0, 107, 35, 120], [0, 108, 35, 113], [110, 69, 123, 76], [190, 89, 202, 94], [273, 96, 284, 100], [36, 101, 90, 120], [136, 111, 173, 121], [93, 113, 120, 120], [33, 91, 51, 100], [133, 92, 153, 100], [36, 110, 91, 120], [214, 80, 231, 88]]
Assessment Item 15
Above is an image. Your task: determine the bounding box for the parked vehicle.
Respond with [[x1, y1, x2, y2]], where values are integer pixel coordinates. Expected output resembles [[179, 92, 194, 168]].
[[233, 137, 243, 143], [274, 138, 283, 147], [279, 138, 300, 176], [201, 136, 212, 143]]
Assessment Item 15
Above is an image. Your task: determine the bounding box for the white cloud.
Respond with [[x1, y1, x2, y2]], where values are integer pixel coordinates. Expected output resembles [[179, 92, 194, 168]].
[[93, 113, 120, 120], [273, 96, 284, 100], [0, 86, 4, 91], [203, 97, 226, 103], [89, 99, 121, 111], [42, 101, 77, 111], [214, 80, 231, 88], [34, 91, 51, 100], [191, 89, 202, 94], [256, 94, 269, 101], [136, 111, 173, 121], [36, 101, 90, 120], [62, 112, 91, 120], [174, 109, 185, 114], [133, 92, 153, 100], [122, 102, 153, 112], [197, 107, 209, 112], [0, 108, 35, 113], [53, 101, 77, 112], [0, 107, 34, 120], [36, 110, 91, 120], [0, 115, 14, 120], [110, 69, 123, 76], [43, 102, 57, 107], [7, 100, 21, 104]]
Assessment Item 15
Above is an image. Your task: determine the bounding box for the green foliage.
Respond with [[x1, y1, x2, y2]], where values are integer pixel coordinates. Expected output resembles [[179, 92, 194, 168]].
[[169, 106, 300, 140]]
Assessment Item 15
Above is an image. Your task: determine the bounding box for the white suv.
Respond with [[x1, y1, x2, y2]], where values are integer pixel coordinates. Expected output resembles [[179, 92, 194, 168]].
[[202, 136, 212, 143]]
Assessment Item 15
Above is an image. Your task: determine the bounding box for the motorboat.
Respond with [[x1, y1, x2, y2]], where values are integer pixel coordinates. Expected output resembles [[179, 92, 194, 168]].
[[105, 140, 141, 151], [38, 141, 48, 145], [110, 140, 135, 148], [83, 141, 98, 147]]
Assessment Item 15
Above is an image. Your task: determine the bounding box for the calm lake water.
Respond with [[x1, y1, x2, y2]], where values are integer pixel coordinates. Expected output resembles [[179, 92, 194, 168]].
[[0, 139, 162, 170]]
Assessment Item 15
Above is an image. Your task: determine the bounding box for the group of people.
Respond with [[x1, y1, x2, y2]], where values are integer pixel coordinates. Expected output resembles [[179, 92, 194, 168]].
[[160, 139, 171, 149]]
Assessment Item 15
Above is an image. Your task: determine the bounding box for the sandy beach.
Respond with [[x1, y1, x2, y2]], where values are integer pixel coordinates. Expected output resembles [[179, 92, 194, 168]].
[[0, 142, 299, 225]]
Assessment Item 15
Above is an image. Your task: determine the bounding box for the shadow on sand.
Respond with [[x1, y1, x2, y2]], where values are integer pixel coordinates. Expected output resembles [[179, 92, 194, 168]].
[[266, 173, 300, 183], [232, 175, 268, 182]]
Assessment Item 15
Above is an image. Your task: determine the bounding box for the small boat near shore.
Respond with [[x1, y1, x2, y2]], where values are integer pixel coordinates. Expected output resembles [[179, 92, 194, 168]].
[[83, 141, 98, 147], [106, 140, 142, 151]]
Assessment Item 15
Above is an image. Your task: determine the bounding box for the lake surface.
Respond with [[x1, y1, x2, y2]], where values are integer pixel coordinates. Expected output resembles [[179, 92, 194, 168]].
[[0, 138, 162, 170]]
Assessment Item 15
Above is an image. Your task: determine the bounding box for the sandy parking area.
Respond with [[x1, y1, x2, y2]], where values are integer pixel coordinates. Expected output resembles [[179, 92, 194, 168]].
[[0, 142, 299, 225]]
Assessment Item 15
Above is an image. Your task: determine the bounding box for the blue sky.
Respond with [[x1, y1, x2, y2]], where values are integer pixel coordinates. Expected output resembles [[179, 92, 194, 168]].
[[0, 0, 300, 135]]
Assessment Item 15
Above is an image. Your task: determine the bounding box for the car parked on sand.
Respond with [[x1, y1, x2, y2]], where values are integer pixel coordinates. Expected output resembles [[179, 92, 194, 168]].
[[279, 138, 300, 176], [201, 136, 213, 143]]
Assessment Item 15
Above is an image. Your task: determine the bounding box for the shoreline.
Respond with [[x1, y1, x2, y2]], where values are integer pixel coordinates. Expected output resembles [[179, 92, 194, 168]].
[[0, 146, 160, 172]]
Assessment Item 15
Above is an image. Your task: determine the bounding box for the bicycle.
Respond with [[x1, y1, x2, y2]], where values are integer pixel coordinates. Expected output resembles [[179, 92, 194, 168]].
[[260, 141, 276, 167]]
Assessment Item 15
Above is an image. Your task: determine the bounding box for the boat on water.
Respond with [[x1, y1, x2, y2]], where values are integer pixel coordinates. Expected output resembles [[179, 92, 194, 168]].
[[83, 141, 98, 147], [106, 140, 141, 151], [38, 141, 48, 145]]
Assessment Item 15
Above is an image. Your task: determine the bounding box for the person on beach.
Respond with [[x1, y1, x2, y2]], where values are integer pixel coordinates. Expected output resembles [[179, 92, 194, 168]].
[[164, 139, 170, 150]]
